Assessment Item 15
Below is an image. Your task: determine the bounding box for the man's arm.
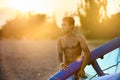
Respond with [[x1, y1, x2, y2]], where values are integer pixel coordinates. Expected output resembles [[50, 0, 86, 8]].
[[57, 38, 68, 70], [78, 35, 90, 76], [57, 38, 63, 63]]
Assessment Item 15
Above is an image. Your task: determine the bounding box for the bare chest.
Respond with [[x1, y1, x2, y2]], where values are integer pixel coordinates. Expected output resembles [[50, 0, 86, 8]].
[[61, 37, 80, 49]]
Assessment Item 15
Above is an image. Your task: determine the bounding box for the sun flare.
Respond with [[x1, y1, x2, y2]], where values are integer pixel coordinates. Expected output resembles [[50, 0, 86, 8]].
[[107, 0, 120, 17], [0, 0, 120, 27], [7, 0, 55, 15]]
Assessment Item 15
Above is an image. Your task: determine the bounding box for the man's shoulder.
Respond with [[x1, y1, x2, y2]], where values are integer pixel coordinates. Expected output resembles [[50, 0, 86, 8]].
[[76, 34, 85, 39], [57, 36, 65, 43], [57, 36, 65, 40]]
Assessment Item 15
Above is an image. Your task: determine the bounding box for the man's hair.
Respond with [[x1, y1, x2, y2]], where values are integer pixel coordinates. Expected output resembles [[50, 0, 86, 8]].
[[62, 17, 75, 26]]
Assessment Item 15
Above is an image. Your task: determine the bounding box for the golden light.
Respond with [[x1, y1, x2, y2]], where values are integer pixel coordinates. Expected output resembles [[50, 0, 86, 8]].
[[99, 6, 106, 23], [7, 0, 55, 15], [8, 0, 31, 13], [0, 0, 120, 26], [107, 0, 120, 17], [5, 0, 80, 25]]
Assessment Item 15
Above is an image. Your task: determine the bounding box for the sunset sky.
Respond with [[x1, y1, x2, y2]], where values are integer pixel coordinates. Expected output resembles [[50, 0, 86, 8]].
[[0, 0, 120, 28]]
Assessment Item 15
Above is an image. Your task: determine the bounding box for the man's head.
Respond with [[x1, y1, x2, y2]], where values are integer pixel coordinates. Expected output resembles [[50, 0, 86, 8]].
[[61, 17, 75, 33], [62, 17, 75, 26]]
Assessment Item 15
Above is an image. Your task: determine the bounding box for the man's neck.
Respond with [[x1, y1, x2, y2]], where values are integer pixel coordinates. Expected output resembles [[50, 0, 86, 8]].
[[65, 31, 74, 38]]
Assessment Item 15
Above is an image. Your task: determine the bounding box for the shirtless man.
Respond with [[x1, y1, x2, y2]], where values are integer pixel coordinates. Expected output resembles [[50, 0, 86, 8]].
[[57, 17, 90, 80]]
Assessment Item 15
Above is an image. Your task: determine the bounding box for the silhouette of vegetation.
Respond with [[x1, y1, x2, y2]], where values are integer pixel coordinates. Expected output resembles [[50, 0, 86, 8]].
[[76, 0, 120, 39], [0, 0, 120, 40], [0, 13, 62, 40]]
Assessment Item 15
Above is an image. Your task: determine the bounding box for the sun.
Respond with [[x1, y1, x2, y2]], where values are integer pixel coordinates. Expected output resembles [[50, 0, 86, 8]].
[[107, 0, 120, 17], [7, 0, 55, 15], [3, 0, 120, 25], [8, 0, 31, 13]]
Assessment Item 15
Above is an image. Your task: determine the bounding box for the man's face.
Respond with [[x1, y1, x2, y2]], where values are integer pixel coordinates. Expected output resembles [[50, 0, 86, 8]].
[[61, 20, 73, 33]]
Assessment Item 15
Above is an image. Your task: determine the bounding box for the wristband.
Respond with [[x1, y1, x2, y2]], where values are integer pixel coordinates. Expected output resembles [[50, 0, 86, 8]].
[[59, 63, 64, 66]]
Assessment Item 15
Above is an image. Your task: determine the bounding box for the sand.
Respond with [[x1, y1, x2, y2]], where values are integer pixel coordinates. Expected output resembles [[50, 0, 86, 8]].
[[0, 39, 97, 80]]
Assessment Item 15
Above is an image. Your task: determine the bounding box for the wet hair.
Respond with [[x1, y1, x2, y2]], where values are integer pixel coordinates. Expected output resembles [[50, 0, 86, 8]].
[[62, 17, 75, 26]]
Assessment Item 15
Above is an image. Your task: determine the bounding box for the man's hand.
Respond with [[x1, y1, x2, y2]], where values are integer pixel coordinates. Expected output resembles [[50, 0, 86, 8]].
[[77, 69, 86, 78], [60, 63, 68, 70]]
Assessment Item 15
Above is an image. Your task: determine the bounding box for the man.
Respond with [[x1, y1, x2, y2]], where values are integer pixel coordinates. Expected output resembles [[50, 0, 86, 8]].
[[57, 17, 90, 80]]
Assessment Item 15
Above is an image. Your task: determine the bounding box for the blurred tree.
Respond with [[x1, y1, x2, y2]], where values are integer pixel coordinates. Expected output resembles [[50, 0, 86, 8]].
[[0, 13, 62, 40], [76, 0, 100, 38], [76, 0, 106, 37], [75, 0, 120, 39]]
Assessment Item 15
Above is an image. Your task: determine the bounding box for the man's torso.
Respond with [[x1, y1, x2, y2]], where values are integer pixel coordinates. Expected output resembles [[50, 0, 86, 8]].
[[59, 34, 82, 65]]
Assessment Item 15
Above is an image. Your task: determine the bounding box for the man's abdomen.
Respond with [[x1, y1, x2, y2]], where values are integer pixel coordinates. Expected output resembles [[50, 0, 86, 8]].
[[64, 47, 82, 65]]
